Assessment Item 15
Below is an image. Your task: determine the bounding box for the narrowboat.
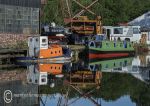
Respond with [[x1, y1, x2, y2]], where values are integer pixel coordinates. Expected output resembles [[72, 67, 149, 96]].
[[16, 36, 71, 63], [88, 57, 133, 71], [88, 38, 135, 59], [103, 26, 141, 43], [29, 36, 71, 58], [27, 63, 64, 85]]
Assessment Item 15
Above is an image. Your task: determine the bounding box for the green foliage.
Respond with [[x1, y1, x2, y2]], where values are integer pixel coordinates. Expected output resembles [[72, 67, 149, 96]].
[[41, 0, 150, 25], [96, 73, 150, 106], [41, 0, 64, 25], [39, 72, 150, 106]]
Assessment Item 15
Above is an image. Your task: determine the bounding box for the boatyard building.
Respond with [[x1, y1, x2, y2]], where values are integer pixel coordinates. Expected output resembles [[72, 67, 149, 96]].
[[0, 0, 40, 34], [0, 0, 40, 48]]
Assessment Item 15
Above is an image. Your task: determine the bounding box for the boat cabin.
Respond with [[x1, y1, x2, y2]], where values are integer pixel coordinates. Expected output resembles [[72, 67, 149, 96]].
[[39, 64, 63, 75], [41, 23, 68, 44], [89, 40, 134, 50], [28, 36, 63, 58], [41, 23, 65, 36], [28, 36, 48, 57], [27, 64, 48, 85], [103, 26, 141, 43]]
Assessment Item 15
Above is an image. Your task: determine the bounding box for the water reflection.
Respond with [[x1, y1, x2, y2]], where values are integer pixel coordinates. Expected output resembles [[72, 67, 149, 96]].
[[25, 54, 150, 106], [88, 57, 133, 72], [0, 54, 150, 106], [88, 56, 150, 84]]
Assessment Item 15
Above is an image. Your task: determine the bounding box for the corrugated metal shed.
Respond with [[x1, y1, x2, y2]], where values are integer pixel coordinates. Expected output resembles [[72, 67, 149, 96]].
[[128, 11, 150, 32]]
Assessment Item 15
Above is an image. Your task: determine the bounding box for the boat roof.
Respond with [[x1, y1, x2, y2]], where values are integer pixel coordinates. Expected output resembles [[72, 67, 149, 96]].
[[103, 25, 141, 28]]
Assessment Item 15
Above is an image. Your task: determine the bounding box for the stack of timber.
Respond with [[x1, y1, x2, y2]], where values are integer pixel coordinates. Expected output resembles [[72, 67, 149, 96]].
[[140, 34, 147, 44], [136, 33, 149, 52], [139, 55, 146, 66]]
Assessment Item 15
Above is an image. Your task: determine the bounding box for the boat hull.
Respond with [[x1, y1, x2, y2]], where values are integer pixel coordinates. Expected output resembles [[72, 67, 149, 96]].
[[89, 49, 135, 59], [15, 56, 71, 63]]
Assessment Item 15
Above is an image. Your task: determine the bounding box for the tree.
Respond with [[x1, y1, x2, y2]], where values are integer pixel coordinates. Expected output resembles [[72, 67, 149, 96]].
[[41, 0, 150, 25]]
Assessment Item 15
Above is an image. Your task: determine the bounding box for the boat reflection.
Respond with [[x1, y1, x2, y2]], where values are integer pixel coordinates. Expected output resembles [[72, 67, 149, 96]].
[[130, 54, 150, 83], [27, 54, 150, 86], [27, 63, 102, 106], [88, 57, 133, 72], [66, 70, 102, 88], [27, 64, 48, 85], [88, 56, 150, 84], [27, 63, 67, 85], [25, 54, 150, 106], [27, 63, 102, 87]]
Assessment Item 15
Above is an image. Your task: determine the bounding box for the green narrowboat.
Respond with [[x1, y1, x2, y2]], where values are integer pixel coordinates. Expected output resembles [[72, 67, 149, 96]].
[[88, 40, 135, 59], [88, 57, 133, 71]]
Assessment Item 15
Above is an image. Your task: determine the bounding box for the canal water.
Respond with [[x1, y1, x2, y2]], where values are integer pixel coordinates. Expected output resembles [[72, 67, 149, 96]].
[[0, 53, 150, 106]]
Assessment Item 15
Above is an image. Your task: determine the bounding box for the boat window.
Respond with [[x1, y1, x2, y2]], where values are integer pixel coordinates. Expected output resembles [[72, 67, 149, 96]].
[[51, 52, 53, 54], [106, 43, 109, 47], [129, 44, 131, 47], [99, 64, 102, 69], [55, 67, 56, 69], [89, 65, 94, 71], [133, 28, 140, 34], [35, 79, 38, 83], [100, 42, 102, 48], [58, 67, 60, 69], [90, 42, 94, 47], [114, 28, 123, 34], [41, 78, 46, 82], [95, 42, 98, 47], [123, 41, 127, 48], [42, 39, 46, 43], [59, 50, 61, 53], [114, 43, 116, 47], [55, 51, 57, 53], [123, 60, 127, 66], [36, 38, 38, 42], [117, 37, 121, 41], [51, 66, 53, 69], [120, 62, 122, 66], [114, 63, 116, 66], [95, 64, 99, 71]]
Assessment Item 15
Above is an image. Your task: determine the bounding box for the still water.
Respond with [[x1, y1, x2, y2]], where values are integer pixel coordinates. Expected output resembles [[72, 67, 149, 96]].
[[0, 53, 150, 106]]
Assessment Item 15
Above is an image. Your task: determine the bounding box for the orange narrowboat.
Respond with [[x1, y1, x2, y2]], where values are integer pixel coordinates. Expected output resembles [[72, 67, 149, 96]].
[[39, 63, 63, 75], [27, 36, 71, 62]]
